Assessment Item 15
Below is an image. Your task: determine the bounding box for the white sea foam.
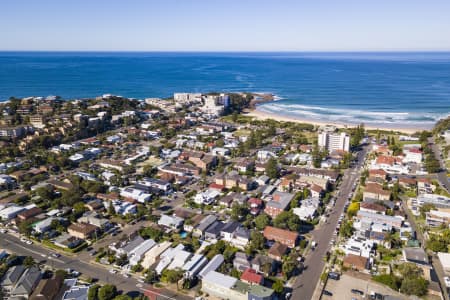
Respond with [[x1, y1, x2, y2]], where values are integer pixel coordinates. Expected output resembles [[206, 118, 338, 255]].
[[257, 102, 448, 128]]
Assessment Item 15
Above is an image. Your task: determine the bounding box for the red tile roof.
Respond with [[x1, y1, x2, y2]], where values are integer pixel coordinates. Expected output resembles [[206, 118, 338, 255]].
[[240, 268, 264, 285]]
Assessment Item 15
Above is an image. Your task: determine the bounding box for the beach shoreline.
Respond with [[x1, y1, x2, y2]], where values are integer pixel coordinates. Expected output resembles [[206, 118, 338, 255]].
[[245, 108, 426, 134]]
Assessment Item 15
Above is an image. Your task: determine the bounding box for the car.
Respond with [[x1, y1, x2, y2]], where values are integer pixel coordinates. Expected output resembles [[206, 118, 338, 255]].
[[20, 237, 27, 243], [351, 289, 364, 295], [51, 253, 61, 258], [136, 283, 143, 288], [328, 272, 340, 280], [72, 271, 80, 277], [444, 276, 450, 287], [122, 273, 130, 278], [90, 250, 98, 257], [109, 269, 117, 274], [323, 290, 333, 296], [0, 229, 7, 233], [26, 240, 33, 245]]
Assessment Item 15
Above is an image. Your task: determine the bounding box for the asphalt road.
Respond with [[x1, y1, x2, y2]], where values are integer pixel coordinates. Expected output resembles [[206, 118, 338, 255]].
[[291, 146, 369, 300], [429, 137, 450, 192], [0, 233, 192, 300]]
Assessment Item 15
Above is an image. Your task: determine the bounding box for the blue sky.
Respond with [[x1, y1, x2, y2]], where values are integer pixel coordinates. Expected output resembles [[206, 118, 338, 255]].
[[1, 0, 450, 51]]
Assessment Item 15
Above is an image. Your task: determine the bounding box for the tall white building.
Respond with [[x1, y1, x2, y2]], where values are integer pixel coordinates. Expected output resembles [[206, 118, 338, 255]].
[[318, 132, 350, 152], [201, 94, 229, 116]]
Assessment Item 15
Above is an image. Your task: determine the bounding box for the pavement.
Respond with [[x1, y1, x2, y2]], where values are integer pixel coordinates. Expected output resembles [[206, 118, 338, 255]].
[[0, 232, 192, 300], [323, 273, 408, 300], [291, 146, 369, 300]]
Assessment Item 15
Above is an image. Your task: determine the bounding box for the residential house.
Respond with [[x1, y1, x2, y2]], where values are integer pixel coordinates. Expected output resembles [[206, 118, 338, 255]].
[[359, 202, 387, 215], [158, 214, 184, 230], [233, 252, 251, 272], [198, 254, 224, 279], [363, 183, 391, 201], [67, 223, 98, 240], [61, 278, 89, 300], [264, 192, 294, 218], [403, 247, 432, 280], [30, 274, 63, 300], [9, 266, 42, 299], [426, 210, 450, 227], [240, 268, 264, 285], [193, 215, 217, 237], [141, 241, 172, 269], [343, 254, 369, 271], [268, 242, 288, 261], [251, 255, 276, 276], [263, 226, 298, 248], [0, 265, 25, 293]]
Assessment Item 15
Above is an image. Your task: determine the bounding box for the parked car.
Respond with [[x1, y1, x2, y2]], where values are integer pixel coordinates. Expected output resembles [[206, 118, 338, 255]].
[[328, 272, 340, 280], [351, 289, 364, 295], [323, 290, 333, 296]]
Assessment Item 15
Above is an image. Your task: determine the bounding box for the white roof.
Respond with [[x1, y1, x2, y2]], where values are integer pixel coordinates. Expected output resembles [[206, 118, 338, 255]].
[[438, 252, 450, 269], [202, 271, 237, 289]]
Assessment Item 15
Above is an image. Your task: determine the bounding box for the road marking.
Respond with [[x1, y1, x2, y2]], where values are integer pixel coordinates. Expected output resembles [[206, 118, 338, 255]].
[[4, 238, 65, 264]]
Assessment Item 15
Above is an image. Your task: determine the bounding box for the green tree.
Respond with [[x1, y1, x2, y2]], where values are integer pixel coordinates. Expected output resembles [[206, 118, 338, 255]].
[[273, 211, 301, 231], [282, 256, 296, 279], [254, 214, 270, 230], [272, 279, 284, 294], [230, 203, 249, 221], [160, 269, 183, 283], [113, 295, 132, 300], [339, 220, 354, 238], [144, 270, 157, 284], [23, 256, 35, 268], [250, 231, 265, 251], [98, 284, 117, 300], [88, 284, 100, 300], [400, 277, 428, 296], [265, 157, 279, 179]]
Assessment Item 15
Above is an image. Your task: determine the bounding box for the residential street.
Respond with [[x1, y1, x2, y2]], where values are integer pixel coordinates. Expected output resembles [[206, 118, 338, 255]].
[[429, 137, 450, 192], [291, 146, 369, 300], [0, 233, 192, 300]]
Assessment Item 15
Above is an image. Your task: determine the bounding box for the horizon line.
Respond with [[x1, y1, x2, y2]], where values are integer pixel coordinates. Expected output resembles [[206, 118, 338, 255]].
[[1, 49, 450, 53]]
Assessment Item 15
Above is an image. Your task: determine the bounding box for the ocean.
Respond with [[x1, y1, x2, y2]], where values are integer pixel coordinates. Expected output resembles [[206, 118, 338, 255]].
[[0, 51, 449, 128]]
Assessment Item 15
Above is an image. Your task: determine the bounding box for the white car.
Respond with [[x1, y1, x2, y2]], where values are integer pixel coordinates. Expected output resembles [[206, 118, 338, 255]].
[[26, 240, 33, 245], [444, 276, 450, 287], [109, 269, 117, 274]]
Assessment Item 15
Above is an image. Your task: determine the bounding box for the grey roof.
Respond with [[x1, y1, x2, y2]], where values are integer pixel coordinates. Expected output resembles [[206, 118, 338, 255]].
[[266, 191, 294, 210], [403, 247, 429, 265], [63, 285, 89, 300], [198, 254, 224, 279], [205, 221, 225, 237], [11, 266, 41, 296], [234, 226, 250, 239], [251, 254, 274, 267], [196, 215, 217, 232], [220, 221, 241, 234], [0, 265, 25, 287], [122, 236, 145, 253]]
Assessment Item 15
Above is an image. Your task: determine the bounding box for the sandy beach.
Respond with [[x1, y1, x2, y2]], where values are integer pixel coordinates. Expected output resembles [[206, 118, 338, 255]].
[[245, 109, 425, 134]]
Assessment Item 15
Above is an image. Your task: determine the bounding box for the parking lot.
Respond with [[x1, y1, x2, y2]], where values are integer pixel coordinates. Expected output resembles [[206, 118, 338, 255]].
[[323, 273, 408, 300]]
